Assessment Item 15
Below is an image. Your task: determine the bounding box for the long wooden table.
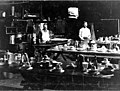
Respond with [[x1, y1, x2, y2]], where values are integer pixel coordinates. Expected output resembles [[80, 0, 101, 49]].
[[47, 49, 120, 61]]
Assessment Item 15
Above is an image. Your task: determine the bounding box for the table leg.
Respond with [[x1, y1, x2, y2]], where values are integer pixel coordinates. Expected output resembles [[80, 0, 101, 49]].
[[52, 53, 61, 60], [60, 53, 67, 61]]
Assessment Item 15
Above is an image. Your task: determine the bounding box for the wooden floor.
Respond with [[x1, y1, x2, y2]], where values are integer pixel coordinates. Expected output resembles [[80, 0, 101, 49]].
[[0, 73, 120, 90], [0, 68, 120, 90], [0, 73, 23, 90]]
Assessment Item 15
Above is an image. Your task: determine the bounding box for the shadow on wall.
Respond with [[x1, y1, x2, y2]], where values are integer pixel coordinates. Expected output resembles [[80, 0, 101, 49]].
[[0, 20, 9, 50], [0, 36, 9, 50]]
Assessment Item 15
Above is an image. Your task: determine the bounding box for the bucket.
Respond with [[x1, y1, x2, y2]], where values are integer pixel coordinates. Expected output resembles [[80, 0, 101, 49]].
[[3, 72, 14, 79]]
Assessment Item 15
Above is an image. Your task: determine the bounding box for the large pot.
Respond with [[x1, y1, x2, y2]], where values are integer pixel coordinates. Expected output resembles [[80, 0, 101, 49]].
[[6, 52, 15, 65]]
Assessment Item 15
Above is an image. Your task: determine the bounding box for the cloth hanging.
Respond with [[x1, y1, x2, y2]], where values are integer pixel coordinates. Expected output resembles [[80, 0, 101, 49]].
[[55, 18, 66, 34], [91, 23, 96, 41], [10, 35, 15, 44]]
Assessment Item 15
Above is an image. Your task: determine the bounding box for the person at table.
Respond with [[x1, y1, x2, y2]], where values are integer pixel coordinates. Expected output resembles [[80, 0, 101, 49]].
[[79, 21, 91, 49], [79, 21, 91, 41], [40, 23, 50, 43]]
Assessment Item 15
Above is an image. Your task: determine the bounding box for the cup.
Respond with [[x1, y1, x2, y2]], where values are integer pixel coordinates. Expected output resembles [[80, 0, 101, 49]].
[[82, 61, 88, 71]]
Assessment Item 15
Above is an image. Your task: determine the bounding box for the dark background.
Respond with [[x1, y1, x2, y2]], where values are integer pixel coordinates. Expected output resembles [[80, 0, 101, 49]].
[[0, 1, 120, 50]]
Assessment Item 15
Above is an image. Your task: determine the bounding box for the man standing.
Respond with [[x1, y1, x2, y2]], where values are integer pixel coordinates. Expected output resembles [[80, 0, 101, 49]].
[[79, 21, 91, 49], [79, 21, 91, 41]]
